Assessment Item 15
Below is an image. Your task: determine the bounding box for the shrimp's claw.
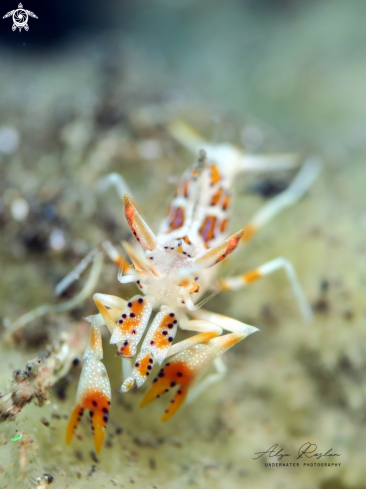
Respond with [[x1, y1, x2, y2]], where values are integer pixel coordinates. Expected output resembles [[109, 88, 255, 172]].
[[140, 345, 210, 421], [66, 323, 111, 454]]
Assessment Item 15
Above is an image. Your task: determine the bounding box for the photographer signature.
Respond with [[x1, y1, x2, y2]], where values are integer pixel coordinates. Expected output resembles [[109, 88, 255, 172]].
[[253, 442, 341, 461]]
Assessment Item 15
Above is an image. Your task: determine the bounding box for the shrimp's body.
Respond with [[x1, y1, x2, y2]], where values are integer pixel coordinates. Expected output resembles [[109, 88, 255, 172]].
[[59, 122, 321, 453]]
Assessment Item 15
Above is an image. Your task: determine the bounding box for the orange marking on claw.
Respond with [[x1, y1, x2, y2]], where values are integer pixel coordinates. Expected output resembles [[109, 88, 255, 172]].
[[210, 164, 221, 186], [136, 352, 154, 376], [66, 390, 111, 454], [124, 195, 135, 227], [151, 313, 176, 349], [117, 341, 133, 357], [140, 360, 194, 416]]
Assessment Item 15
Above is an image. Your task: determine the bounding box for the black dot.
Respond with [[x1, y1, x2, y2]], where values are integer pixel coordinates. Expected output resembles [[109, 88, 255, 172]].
[[166, 363, 170, 366], [124, 341, 129, 346], [92, 400, 98, 407], [165, 409, 169, 413], [122, 314, 127, 318], [195, 277, 198, 281], [168, 323, 174, 329], [103, 415, 109, 423], [162, 331, 168, 336], [165, 389, 169, 393], [170, 382, 176, 387], [73, 358, 80, 367], [130, 313, 135, 318], [149, 358, 153, 364], [168, 337, 173, 342], [150, 340, 155, 345], [177, 372, 183, 377], [137, 238, 140, 242], [119, 319, 123, 324], [169, 313, 175, 317], [108, 401, 111, 405], [177, 390, 182, 394], [90, 411, 94, 417], [183, 251, 187, 255], [128, 302, 132, 308], [158, 372, 164, 378], [135, 362, 140, 368], [131, 329, 136, 334], [147, 365, 152, 370], [137, 280, 140, 284], [173, 320, 178, 324], [146, 371, 150, 376], [102, 407, 109, 414], [77, 417, 81, 421], [164, 246, 168, 249], [171, 400, 175, 404], [153, 378, 158, 383], [150, 257, 154, 260], [138, 298, 143, 303]]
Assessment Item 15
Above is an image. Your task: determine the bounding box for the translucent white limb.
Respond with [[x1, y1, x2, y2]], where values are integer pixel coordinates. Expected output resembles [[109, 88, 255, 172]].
[[168, 120, 299, 180], [7, 252, 104, 338], [237, 153, 298, 171], [219, 257, 312, 323], [249, 157, 322, 230], [55, 241, 130, 297], [122, 357, 133, 381], [167, 319, 222, 358], [97, 172, 134, 202], [186, 357, 227, 403], [192, 309, 260, 337]]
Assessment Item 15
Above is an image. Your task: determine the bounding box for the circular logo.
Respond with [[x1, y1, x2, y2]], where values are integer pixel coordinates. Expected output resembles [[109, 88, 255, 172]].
[[13, 8, 28, 29]]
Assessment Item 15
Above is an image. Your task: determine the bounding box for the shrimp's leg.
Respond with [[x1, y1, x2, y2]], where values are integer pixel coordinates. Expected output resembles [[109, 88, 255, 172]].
[[218, 257, 312, 323], [240, 157, 322, 245], [140, 315, 258, 420]]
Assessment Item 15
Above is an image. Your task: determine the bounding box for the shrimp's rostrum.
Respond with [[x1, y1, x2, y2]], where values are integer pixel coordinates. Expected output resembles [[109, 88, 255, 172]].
[[63, 122, 321, 453]]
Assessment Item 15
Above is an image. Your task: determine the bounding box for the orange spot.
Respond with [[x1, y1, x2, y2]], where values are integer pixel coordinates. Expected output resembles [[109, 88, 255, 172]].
[[115, 256, 130, 273], [243, 269, 261, 283], [220, 218, 228, 233], [222, 192, 231, 211], [241, 223, 257, 242], [210, 164, 221, 186], [199, 215, 217, 243], [167, 206, 185, 231], [210, 187, 222, 206]]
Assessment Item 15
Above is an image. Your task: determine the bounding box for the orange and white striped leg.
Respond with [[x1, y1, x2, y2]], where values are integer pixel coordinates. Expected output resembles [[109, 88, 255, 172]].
[[66, 320, 111, 454], [218, 257, 312, 322], [140, 315, 258, 420], [241, 157, 322, 245]]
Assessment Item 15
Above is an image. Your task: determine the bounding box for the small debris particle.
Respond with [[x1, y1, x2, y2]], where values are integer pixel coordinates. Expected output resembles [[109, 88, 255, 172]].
[[90, 451, 99, 463], [43, 473, 54, 484], [40, 417, 50, 427]]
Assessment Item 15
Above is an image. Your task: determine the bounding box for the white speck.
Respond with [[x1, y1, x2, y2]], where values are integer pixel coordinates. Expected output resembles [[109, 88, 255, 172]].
[[50, 228, 65, 251], [10, 198, 29, 221], [137, 140, 162, 160], [0, 127, 20, 154]]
